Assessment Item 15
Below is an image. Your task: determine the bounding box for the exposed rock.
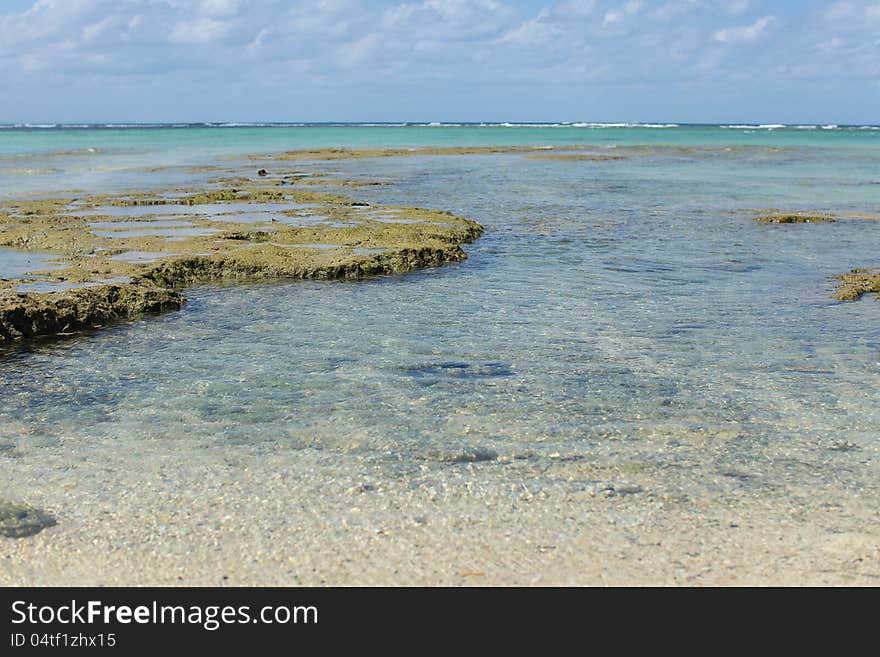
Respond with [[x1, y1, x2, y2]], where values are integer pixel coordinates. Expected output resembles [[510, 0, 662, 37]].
[[834, 268, 880, 301], [140, 246, 469, 288], [0, 282, 183, 343], [754, 211, 837, 223]]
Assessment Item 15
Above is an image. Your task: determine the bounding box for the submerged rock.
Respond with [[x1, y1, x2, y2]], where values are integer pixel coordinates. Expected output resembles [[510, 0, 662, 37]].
[[525, 153, 626, 162], [444, 448, 499, 464], [255, 144, 799, 163], [579, 482, 644, 498], [0, 502, 56, 538], [256, 145, 592, 161], [399, 362, 514, 381]]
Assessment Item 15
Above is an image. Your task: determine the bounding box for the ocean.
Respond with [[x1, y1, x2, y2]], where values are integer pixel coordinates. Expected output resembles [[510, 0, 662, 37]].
[[2, 123, 879, 584]]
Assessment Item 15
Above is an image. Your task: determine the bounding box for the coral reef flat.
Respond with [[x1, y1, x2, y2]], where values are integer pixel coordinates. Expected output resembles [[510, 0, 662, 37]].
[[0, 168, 482, 343]]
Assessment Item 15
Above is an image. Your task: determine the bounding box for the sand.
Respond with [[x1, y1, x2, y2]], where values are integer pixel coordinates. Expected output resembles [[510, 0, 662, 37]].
[[2, 438, 878, 586]]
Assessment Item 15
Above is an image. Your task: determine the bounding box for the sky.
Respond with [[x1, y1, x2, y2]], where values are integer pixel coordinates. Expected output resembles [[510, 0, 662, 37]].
[[0, 0, 878, 123]]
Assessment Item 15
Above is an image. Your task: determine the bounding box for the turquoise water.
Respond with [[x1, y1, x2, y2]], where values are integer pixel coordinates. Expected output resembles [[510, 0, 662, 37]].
[[2, 125, 880, 509], [1, 123, 878, 199]]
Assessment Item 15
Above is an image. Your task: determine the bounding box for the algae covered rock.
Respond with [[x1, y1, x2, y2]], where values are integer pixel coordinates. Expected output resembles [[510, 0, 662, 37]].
[[834, 268, 880, 302], [0, 282, 183, 343], [0, 162, 484, 344], [754, 211, 837, 223], [0, 502, 56, 538]]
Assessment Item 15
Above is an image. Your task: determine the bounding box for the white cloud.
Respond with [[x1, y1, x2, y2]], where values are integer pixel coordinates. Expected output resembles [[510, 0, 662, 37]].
[[380, 0, 513, 41], [0, 0, 878, 122], [713, 15, 773, 43], [169, 18, 230, 44], [555, 0, 597, 17], [336, 33, 381, 69], [198, 0, 246, 17], [654, 1, 700, 20], [602, 0, 641, 28], [499, 9, 564, 46], [822, 1, 880, 26], [812, 36, 843, 53], [424, 0, 502, 22], [721, 0, 750, 16]]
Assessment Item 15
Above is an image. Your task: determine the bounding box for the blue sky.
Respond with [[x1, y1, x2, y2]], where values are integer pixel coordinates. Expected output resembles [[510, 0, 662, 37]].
[[0, 0, 878, 123]]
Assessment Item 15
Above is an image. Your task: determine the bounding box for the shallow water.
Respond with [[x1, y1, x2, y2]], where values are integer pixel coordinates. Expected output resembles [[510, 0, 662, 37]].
[[0, 248, 64, 279], [277, 214, 334, 226], [2, 126, 880, 573], [89, 220, 194, 230], [14, 278, 129, 293], [69, 202, 311, 218], [91, 226, 221, 239]]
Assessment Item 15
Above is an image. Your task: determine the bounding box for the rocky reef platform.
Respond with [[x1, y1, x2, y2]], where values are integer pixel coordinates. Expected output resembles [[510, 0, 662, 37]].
[[0, 159, 483, 343]]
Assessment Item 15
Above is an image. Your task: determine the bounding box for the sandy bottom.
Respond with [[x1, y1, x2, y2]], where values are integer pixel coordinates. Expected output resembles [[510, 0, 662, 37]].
[[2, 437, 878, 586]]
